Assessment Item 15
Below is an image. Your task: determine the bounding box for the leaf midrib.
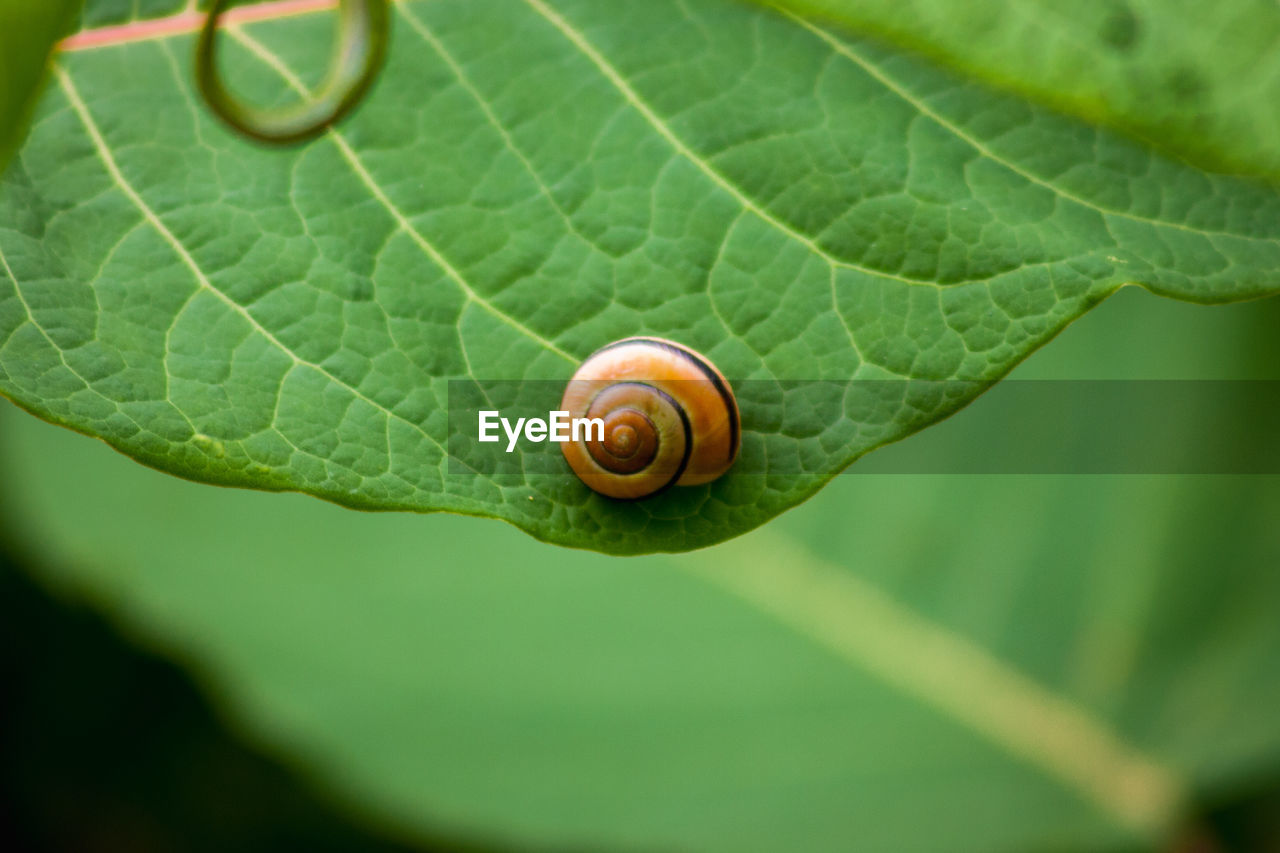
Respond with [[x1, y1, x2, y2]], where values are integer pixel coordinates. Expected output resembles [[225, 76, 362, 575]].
[[529, 0, 1273, 273], [224, 8, 1193, 829], [70, 1, 1273, 270], [20, 4, 1202, 825], [685, 530, 1189, 836]]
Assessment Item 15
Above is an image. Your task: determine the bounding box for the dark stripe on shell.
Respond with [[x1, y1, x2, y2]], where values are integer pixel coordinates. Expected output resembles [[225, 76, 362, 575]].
[[585, 380, 692, 499], [585, 337, 739, 464]]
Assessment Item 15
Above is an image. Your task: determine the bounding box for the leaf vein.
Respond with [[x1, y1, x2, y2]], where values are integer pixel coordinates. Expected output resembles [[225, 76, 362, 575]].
[[226, 24, 579, 366], [788, 13, 1268, 244], [53, 65, 454, 461], [520, 0, 946, 292], [687, 531, 1189, 835]]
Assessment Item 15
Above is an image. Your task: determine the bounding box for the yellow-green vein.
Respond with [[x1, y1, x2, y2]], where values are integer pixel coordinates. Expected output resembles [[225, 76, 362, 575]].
[[683, 530, 1187, 836]]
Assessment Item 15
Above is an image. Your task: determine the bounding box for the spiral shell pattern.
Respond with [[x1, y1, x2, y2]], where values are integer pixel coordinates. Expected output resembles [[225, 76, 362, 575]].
[[559, 337, 739, 500]]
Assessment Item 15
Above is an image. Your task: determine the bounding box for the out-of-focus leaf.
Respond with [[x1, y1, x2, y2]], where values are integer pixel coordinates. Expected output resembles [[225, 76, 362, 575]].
[[766, 0, 1280, 181], [0, 549, 433, 853], [4, 0, 1280, 554], [0, 0, 81, 170], [3, 291, 1277, 853], [78, 0, 185, 30]]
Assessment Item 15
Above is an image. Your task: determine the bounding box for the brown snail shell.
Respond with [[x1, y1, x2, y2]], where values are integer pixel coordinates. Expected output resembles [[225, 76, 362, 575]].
[[559, 337, 740, 500]]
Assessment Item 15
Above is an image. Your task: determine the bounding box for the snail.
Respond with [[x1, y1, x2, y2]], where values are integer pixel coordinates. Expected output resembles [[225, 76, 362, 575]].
[[559, 337, 739, 500]]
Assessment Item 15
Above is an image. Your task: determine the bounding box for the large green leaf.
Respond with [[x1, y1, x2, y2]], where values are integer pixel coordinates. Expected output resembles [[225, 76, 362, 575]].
[[78, 0, 186, 30], [0, 0, 81, 169], [3, 0, 1279, 554], [4, 290, 1278, 852], [767, 0, 1280, 181]]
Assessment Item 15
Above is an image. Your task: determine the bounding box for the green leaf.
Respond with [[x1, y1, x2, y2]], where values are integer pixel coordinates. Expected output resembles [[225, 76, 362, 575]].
[[78, 0, 186, 30], [4, 290, 1278, 852], [765, 0, 1280, 182], [0, 0, 82, 170], [2, 0, 1279, 554]]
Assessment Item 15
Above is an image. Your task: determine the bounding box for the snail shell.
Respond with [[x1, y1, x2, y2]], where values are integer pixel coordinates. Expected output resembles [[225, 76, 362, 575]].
[[559, 337, 740, 500]]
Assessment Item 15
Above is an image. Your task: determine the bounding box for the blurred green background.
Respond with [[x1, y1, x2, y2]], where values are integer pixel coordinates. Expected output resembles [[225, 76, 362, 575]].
[[2, 285, 1279, 852]]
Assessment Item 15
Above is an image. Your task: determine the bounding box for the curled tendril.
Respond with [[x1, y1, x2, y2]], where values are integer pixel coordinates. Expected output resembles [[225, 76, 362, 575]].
[[195, 0, 390, 145]]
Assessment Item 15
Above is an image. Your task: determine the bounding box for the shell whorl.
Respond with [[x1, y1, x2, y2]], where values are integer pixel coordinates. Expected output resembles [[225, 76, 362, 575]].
[[559, 337, 739, 500]]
